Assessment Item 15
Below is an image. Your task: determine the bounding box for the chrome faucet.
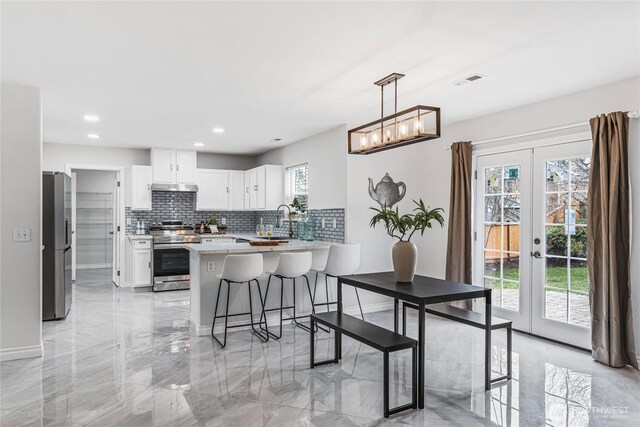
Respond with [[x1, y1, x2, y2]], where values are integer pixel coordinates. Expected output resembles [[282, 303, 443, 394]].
[[276, 204, 294, 239]]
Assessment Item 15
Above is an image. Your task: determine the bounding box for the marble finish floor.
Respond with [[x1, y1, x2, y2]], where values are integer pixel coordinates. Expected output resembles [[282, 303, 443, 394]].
[[1, 269, 639, 426]]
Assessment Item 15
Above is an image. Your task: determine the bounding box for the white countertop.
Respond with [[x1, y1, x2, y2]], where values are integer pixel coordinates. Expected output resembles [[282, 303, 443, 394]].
[[127, 234, 153, 240], [183, 239, 330, 254]]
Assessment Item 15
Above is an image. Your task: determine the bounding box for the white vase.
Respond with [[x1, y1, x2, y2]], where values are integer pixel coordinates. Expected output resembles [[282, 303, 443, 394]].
[[392, 241, 418, 283]]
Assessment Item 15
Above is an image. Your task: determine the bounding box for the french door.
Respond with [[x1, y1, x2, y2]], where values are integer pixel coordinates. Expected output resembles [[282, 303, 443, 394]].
[[474, 140, 591, 349]]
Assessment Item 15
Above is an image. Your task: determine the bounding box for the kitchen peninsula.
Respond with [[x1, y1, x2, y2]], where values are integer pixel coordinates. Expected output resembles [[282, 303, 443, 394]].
[[185, 237, 331, 336]]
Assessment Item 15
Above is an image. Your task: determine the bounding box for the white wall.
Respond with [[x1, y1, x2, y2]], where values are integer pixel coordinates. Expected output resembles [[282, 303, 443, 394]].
[[198, 152, 256, 171], [74, 169, 117, 193], [346, 76, 640, 352], [1, 83, 43, 360], [257, 125, 347, 209]]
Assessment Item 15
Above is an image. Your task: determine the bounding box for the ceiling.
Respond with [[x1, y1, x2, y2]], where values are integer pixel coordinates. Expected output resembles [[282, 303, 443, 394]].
[[2, 1, 638, 155]]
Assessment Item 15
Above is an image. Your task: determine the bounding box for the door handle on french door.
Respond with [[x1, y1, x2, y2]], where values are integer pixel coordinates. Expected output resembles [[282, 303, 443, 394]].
[[531, 251, 542, 259]]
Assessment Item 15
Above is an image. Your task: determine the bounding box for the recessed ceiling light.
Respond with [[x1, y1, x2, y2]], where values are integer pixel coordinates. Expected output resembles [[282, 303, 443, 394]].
[[194, 142, 204, 147], [83, 115, 100, 122], [271, 138, 283, 142], [87, 134, 100, 139], [212, 127, 225, 134]]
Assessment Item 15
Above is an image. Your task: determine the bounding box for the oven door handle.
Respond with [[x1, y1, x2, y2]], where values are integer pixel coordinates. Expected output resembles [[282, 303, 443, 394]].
[[153, 243, 191, 249]]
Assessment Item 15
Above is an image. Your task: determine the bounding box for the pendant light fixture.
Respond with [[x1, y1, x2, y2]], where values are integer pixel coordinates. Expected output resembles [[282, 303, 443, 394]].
[[348, 73, 440, 154]]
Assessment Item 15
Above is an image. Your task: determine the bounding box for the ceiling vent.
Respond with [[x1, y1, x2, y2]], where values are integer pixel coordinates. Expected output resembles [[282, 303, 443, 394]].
[[453, 74, 486, 86]]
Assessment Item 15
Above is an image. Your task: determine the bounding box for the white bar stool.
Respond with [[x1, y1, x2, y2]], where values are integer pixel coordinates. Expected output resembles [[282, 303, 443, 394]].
[[260, 251, 316, 339], [211, 253, 268, 348], [312, 244, 364, 320]]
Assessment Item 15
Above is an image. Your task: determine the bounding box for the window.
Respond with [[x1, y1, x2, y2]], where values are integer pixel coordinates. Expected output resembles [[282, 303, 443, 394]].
[[285, 163, 308, 212]]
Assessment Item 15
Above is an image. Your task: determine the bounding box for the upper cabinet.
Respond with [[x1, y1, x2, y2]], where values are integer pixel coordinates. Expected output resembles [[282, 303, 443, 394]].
[[131, 166, 152, 211], [151, 149, 196, 184], [176, 150, 197, 183], [151, 149, 175, 183], [194, 165, 281, 211], [195, 169, 229, 210], [246, 165, 283, 210], [229, 171, 245, 210]]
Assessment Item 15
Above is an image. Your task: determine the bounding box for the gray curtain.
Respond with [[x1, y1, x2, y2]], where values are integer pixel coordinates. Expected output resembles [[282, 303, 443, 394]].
[[446, 141, 473, 310], [588, 112, 637, 369]]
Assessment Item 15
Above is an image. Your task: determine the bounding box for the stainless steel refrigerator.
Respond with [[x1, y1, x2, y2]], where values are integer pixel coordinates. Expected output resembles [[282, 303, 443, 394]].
[[42, 171, 72, 321]]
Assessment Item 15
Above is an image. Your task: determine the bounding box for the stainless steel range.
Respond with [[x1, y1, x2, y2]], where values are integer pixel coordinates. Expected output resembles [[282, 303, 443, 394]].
[[151, 220, 200, 292]]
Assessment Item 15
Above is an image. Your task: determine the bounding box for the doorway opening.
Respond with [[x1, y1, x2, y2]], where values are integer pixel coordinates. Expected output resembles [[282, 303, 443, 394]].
[[73, 170, 116, 276], [66, 164, 125, 287]]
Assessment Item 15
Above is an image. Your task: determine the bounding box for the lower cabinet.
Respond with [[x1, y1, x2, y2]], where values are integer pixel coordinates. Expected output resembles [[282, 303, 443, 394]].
[[127, 238, 152, 287]]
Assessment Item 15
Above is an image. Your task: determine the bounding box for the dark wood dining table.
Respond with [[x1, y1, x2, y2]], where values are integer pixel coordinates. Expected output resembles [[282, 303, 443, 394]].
[[337, 272, 492, 409]]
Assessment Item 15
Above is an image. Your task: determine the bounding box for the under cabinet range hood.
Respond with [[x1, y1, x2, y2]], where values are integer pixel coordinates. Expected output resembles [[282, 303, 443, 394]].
[[151, 183, 198, 193]]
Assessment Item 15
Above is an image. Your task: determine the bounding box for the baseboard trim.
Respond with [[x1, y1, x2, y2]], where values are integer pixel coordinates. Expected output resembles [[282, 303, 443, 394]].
[[0, 343, 43, 361], [190, 301, 395, 337]]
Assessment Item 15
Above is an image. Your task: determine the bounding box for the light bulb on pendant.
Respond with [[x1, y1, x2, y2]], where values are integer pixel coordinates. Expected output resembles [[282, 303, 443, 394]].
[[414, 119, 422, 134], [360, 135, 368, 148], [385, 129, 391, 142], [400, 124, 407, 137], [372, 132, 379, 144]]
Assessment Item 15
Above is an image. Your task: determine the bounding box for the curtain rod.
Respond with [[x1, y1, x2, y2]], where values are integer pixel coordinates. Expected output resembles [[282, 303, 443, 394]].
[[445, 110, 640, 150]]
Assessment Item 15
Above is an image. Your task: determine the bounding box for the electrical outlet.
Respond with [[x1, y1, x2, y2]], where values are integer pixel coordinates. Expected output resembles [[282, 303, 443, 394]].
[[126, 218, 132, 226], [13, 228, 31, 242], [333, 219, 337, 229], [221, 217, 227, 225], [321, 219, 326, 228], [207, 261, 215, 272]]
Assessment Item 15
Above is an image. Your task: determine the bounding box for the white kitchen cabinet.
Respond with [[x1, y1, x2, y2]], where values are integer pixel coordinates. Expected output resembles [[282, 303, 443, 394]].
[[244, 169, 258, 209], [151, 148, 176, 183], [129, 238, 151, 287], [176, 150, 197, 183], [151, 148, 196, 184], [196, 169, 229, 210], [246, 165, 283, 210], [244, 170, 251, 209], [131, 165, 152, 211], [229, 171, 245, 210]]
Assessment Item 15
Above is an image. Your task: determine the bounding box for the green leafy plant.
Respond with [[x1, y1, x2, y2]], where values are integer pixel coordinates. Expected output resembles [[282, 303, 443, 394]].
[[208, 217, 217, 225], [289, 196, 304, 213], [546, 225, 587, 258], [369, 199, 445, 241]]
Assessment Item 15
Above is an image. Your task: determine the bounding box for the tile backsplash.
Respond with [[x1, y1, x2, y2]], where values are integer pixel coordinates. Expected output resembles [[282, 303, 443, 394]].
[[126, 192, 344, 243]]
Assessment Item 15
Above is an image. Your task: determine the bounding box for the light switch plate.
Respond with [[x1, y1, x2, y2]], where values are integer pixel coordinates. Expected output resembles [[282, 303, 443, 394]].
[[126, 218, 132, 225], [207, 261, 215, 272], [13, 228, 31, 242], [321, 219, 325, 228], [333, 219, 337, 229], [221, 217, 226, 225]]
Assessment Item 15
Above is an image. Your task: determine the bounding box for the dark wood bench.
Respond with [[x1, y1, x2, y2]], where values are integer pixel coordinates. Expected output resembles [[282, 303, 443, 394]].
[[310, 311, 417, 418], [402, 302, 512, 383]]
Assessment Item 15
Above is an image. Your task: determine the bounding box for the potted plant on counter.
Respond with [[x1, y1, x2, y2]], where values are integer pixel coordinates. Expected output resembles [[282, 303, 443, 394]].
[[369, 200, 445, 283], [289, 196, 304, 220]]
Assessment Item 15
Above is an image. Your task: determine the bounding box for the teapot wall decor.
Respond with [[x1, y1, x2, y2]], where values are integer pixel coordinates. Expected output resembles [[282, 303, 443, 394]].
[[368, 173, 406, 208]]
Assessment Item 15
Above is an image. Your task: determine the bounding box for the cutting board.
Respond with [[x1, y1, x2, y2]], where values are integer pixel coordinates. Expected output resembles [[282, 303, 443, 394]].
[[249, 240, 289, 246]]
